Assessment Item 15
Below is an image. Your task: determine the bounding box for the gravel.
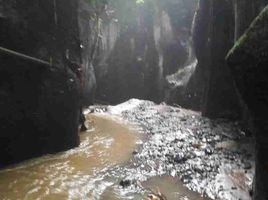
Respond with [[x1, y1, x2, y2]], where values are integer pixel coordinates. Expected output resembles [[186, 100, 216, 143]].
[[88, 99, 255, 200]]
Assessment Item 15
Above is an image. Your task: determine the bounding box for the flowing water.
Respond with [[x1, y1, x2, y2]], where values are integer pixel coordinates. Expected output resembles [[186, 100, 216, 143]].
[[0, 114, 209, 200]]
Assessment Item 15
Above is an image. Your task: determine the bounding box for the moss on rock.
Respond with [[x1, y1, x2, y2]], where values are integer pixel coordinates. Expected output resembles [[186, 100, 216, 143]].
[[226, 5, 268, 65], [226, 5, 268, 109]]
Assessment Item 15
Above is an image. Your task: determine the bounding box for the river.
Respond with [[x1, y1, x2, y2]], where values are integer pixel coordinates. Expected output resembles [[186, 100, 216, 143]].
[[0, 113, 210, 200]]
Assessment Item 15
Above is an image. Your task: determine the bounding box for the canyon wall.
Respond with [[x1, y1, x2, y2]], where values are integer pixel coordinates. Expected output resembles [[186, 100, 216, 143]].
[[192, 0, 268, 199], [93, 0, 197, 104], [227, 5, 268, 199], [0, 0, 96, 165]]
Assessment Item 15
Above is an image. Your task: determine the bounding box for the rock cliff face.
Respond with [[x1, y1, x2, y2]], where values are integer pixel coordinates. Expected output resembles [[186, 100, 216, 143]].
[[93, 0, 197, 104], [191, 0, 241, 119], [0, 0, 96, 165], [96, 2, 161, 103], [227, 6, 268, 199], [191, 1, 268, 199], [191, 0, 267, 119], [78, 0, 97, 106]]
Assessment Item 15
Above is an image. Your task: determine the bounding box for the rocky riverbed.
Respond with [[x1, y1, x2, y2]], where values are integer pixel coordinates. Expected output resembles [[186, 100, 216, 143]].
[[87, 99, 254, 200]]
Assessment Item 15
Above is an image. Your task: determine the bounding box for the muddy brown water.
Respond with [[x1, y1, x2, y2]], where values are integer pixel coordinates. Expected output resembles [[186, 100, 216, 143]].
[[0, 114, 209, 200]]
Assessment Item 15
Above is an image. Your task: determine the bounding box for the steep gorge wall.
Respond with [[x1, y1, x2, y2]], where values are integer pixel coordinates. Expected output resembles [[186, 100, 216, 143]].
[[192, 1, 268, 199], [0, 0, 95, 165], [96, 2, 161, 103], [202, 0, 242, 119], [78, 0, 98, 106], [227, 5, 268, 199], [192, 0, 268, 119], [93, 0, 197, 104]]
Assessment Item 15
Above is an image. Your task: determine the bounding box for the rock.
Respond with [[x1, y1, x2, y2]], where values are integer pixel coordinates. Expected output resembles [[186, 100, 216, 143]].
[[174, 154, 188, 164], [162, 41, 188, 76], [244, 162, 252, 170], [0, 64, 80, 165], [119, 179, 132, 188], [132, 150, 138, 155], [0, 0, 98, 165], [205, 148, 214, 155], [227, 5, 268, 200], [106, 99, 254, 199], [192, 0, 243, 118], [226, 6, 268, 112], [231, 186, 238, 190]]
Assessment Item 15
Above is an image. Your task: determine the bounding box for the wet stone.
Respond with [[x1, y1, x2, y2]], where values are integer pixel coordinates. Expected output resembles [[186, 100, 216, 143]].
[[104, 99, 255, 200], [174, 154, 188, 164], [119, 179, 132, 188], [205, 148, 214, 155], [243, 162, 252, 170]]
